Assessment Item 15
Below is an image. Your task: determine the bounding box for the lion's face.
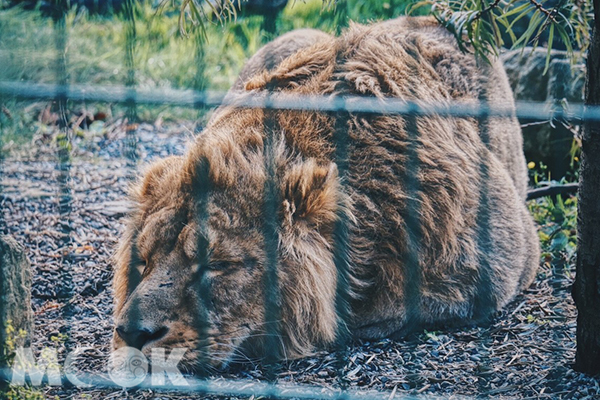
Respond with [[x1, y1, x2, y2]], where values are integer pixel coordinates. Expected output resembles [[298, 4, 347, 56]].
[[112, 121, 343, 370], [112, 159, 273, 371]]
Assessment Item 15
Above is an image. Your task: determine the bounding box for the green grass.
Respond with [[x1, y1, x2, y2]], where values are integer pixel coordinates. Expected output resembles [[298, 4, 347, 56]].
[[0, 1, 418, 91], [0, 0, 418, 144], [0, 5, 238, 90]]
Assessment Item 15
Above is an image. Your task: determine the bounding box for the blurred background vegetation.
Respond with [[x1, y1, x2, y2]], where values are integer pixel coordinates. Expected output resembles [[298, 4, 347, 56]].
[[0, 0, 420, 91], [0, 0, 422, 141]]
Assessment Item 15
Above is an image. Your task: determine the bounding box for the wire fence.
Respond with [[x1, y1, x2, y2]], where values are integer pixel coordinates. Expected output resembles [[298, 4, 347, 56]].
[[1, 80, 598, 122], [0, 1, 589, 399]]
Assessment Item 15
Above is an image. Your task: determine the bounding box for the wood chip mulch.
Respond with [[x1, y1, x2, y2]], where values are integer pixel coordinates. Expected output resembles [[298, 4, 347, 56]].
[[1, 121, 599, 400]]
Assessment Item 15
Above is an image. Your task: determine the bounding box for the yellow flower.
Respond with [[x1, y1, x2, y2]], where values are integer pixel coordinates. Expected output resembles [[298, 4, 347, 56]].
[[528, 161, 536, 169]]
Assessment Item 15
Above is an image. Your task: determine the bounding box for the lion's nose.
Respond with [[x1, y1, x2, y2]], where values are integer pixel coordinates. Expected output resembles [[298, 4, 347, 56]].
[[115, 325, 169, 350]]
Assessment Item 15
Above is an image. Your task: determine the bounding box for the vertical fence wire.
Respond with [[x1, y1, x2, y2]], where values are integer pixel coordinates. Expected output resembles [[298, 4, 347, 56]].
[[123, 0, 139, 167], [0, 20, 5, 238], [332, 3, 351, 393], [473, 100, 493, 397], [472, 100, 496, 320], [331, 101, 352, 396], [334, 0, 348, 35], [193, 29, 207, 130], [52, 0, 76, 357], [54, 1, 72, 226], [401, 106, 424, 390], [402, 107, 423, 326], [261, 7, 278, 41], [53, 0, 72, 244], [119, 2, 144, 384], [549, 61, 574, 181], [192, 157, 213, 377], [386, 0, 398, 18], [262, 93, 283, 384], [191, 25, 212, 381]]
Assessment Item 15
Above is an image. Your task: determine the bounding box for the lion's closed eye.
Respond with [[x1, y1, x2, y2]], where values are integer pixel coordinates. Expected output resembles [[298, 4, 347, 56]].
[[136, 261, 147, 276], [202, 261, 238, 278], [205, 258, 257, 276], [207, 261, 232, 271]]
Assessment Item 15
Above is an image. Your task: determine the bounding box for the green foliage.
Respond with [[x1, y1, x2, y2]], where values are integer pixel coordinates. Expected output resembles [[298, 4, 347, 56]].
[[3, 320, 28, 358], [527, 155, 578, 264], [3, 386, 45, 400], [157, 0, 241, 38], [529, 193, 577, 262], [412, 0, 593, 67], [0, 1, 415, 92], [162, 0, 592, 73], [160, 0, 418, 36], [1, 321, 43, 400], [527, 155, 578, 273]]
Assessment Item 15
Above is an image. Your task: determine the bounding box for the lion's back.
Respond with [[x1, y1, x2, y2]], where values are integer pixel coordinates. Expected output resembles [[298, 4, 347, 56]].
[[336, 18, 538, 334], [211, 17, 540, 337]]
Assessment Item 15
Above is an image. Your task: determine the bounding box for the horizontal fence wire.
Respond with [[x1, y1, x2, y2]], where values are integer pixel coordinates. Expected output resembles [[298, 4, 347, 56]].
[[0, 81, 598, 123], [0, 369, 445, 400]]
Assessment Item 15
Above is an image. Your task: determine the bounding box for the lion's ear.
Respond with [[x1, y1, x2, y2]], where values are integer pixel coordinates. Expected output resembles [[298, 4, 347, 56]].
[[135, 156, 184, 200], [282, 160, 340, 228], [245, 42, 336, 92], [181, 149, 212, 193]]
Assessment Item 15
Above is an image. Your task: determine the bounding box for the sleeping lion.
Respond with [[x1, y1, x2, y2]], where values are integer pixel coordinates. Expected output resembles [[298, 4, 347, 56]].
[[112, 17, 540, 369]]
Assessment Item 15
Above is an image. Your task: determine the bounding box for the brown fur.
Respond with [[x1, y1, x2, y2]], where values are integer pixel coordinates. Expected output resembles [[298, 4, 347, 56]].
[[112, 17, 539, 368]]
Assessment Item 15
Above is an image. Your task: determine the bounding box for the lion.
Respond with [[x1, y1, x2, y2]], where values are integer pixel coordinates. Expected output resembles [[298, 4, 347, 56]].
[[112, 17, 540, 369]]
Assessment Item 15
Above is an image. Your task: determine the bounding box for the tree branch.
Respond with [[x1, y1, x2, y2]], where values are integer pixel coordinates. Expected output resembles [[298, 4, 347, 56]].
[[529, 0, 558, 23], [473, 0, 502, 21], [526, 183, 579, 200]]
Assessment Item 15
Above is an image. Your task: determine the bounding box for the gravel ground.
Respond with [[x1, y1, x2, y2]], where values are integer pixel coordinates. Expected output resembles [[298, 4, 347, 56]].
[[1, 119, 599, 400]]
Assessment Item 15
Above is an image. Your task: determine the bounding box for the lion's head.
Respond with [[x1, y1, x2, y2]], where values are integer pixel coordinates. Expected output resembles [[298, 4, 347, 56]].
[[112, 110, 352, 369]]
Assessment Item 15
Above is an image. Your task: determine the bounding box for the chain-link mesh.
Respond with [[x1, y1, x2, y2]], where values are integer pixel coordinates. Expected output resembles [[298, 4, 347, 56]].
[[0, 1, 591, 398]]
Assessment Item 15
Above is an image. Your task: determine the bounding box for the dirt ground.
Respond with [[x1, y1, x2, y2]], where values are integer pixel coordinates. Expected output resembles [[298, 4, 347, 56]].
[[2, 120, 599, 400]]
